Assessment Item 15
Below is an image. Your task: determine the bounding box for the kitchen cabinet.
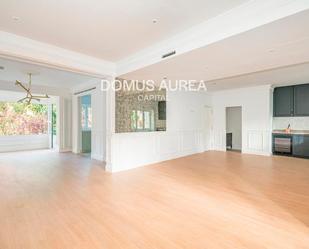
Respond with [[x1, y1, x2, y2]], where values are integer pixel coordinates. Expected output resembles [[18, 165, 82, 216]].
[[273, 86, 294, 117], [294, 84, 309, 116], [293, 135, 309, 158], [158, 101, 166, 120]]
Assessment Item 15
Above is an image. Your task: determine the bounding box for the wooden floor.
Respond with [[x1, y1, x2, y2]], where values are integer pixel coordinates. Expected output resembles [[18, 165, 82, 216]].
[[1, 150, 309, 249]]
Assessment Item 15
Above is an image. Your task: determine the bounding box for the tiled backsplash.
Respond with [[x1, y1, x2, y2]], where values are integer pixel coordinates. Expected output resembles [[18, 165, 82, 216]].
[[273, 117, 309, 130]]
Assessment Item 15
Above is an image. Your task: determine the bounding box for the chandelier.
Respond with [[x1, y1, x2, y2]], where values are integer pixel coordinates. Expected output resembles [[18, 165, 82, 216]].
[[15, 73, 49, 104]]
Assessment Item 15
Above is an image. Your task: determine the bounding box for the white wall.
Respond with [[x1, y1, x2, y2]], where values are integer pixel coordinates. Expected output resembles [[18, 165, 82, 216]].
[[212, 85, 272, 156], [273, 117, 309, 130], [226, 106, 242, 151], [109, 91, 213, 172]]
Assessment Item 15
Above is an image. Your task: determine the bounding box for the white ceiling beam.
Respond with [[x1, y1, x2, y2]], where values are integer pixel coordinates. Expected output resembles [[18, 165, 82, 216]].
[[0, 79, 71, 98], [0, 31, 116, 78], [117, 0, 309, 76]]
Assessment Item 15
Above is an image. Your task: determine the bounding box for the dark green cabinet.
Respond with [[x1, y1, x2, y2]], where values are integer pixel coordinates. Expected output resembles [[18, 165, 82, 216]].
[[273, 86, 294, 117], [273, 84, 309, 117], [293, 135, 309, 158], [294, 84, 309, 116]]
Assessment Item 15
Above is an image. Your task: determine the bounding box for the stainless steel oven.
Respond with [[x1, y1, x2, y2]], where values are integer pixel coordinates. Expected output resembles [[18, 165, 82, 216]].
[[273, 134, 293, 155]]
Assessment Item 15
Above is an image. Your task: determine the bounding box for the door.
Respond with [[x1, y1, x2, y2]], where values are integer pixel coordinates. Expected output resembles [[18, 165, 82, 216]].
[[226, 106, 242, 151]]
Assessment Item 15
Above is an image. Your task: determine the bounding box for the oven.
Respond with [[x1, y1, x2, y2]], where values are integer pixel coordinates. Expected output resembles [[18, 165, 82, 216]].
[[272, 134, 293, 155]]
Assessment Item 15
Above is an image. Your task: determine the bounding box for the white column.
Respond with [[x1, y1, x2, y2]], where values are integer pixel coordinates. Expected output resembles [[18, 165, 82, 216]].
[[91, 85, 106, 161], [71, 94, 80, 153], [105, 76, 116, 172], [57, 96, 72, 152], [47, 103, 52, 149]]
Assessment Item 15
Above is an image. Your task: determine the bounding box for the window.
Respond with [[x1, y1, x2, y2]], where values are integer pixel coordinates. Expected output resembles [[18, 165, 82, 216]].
[[87, 107, 92, 129], [144, 111, 150, 129], [137, 110, 144, 130], [130, 110, 137, 130], [130, 109, 155, 132], [81, 95, 91, 131], [0, 102, 48, 136], [81, 104, 92, 131]]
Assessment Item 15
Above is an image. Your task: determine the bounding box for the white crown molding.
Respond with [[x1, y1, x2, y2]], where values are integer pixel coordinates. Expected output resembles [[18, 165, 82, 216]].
[[1, 0, 308, 80], [116, 0, 309, 76], [0, 31, 116, 78]]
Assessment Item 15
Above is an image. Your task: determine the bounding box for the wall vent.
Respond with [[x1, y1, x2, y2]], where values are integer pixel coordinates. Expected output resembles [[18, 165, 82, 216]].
[[162, 50, 176, 59]]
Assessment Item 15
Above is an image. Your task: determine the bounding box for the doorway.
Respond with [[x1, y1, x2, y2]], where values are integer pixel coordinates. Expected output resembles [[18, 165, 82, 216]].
[[226, 106, 242, 152], [80, 95, 92, 155], [51, 103, 57, 149]]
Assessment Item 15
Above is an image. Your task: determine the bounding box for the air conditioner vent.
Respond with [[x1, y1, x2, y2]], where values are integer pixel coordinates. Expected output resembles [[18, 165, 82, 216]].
[[162, 50, 176, 59]]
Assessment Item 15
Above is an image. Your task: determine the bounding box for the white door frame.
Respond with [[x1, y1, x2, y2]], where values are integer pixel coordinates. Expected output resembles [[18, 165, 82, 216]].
[[204, 105, 213, 151], [225, 106, 243, 152], [73, 91, 94, 154]]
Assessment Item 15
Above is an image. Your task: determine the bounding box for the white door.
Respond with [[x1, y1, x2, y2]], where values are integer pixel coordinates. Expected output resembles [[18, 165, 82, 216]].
[[204, 106, 213, 151]]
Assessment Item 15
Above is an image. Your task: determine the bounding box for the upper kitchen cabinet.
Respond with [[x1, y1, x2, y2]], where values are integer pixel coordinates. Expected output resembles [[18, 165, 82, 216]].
[[273, 86, 294, 117], [294, 84, 309, 116]]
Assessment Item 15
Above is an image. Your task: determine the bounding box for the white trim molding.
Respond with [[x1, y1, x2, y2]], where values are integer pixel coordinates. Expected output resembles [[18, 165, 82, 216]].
[[0, 134, 49, 152], [0, 31, 116, 78], [109, 130, 208, 173]]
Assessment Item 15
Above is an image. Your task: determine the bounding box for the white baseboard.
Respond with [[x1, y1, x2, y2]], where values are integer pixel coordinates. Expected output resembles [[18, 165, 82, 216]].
[[242, 150, 271, 157], [91, 153, 105, 161], [59, 148, 72, 153]]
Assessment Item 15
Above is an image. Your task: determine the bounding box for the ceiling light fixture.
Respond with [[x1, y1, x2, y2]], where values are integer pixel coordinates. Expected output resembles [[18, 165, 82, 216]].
[[12, 16, 20, 21], [15, 73, 49, 104], [152, 19, 158, 24]]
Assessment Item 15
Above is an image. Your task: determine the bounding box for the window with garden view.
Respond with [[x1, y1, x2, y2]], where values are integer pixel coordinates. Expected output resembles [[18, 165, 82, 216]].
[[0, 102, 48, 136]]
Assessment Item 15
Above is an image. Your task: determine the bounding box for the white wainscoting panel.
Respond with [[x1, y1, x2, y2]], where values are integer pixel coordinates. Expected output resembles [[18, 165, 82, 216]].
[[247, 131, 264, 151], [213, 129, 225, 151], [157, 132, 180, 160], [0, 134, 49, 152], [244, 130, 271, 156], [91, 130, 105, 161], [213, 129, 271, 156], [111, 130, 206, 172]]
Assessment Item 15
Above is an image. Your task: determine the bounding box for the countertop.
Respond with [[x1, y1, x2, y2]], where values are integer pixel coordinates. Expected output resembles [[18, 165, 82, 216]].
[[272, 130, 309, 135]]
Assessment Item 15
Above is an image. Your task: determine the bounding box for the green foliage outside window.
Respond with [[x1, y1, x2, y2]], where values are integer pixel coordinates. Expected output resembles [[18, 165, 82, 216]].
[[0, 102, 48, 136], [52, 104, 57, 135]]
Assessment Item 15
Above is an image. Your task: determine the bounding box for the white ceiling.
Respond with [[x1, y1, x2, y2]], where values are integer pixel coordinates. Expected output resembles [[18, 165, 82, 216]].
[[0, 0, 248, 62], [120, 10, 309, 91], [0, 57, 99, 89], [206, 63, 309, 92]]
